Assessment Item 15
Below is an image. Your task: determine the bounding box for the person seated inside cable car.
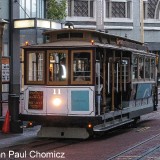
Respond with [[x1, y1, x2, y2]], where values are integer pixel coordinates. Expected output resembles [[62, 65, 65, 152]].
[[75, 72, 85, 81]]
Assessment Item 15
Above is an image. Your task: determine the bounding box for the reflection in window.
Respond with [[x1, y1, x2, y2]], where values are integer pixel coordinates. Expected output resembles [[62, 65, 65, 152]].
[[28, 52, 44, 82], [73, 52, 91, 82], [139, 57, 144, 79], [32, 0, 36, 17], [26, 0, 31, 17], [20, 0, 45, 18], [145, 57, 150, 79], [151, 58, 155, 79], [132, 56, 138, 80], [49, 51, 67, 82]]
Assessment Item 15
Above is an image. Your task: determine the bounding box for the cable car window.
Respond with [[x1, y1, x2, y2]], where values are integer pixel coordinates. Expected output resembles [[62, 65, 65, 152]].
[[109, 57, 130, 82], [71, 50, 92, 84], [27, 52, 45, 84], [57, 33, 69, 39], [151, 58, 155, 79], [145, 57, 150, 79], [132, 55, 138, 80], [139, 57, 144, 79], [47, 50, 68, 85], [45, 34, 50, 43], [70, 32, 83, 38]]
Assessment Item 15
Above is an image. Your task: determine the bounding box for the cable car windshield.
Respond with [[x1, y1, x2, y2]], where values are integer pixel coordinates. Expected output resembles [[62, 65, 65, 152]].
[[25, 49, 93, 85], [48, 51, 67, 82], [26, 51, 45, 84]]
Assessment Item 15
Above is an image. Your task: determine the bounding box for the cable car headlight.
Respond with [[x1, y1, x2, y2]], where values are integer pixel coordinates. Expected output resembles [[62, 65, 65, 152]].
[[52, 97, 62, 107]]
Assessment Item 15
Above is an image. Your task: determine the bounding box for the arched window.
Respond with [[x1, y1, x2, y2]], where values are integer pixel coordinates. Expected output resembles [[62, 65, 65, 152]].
[[155, 0, 160, 19], [143, 0, 160, 19]]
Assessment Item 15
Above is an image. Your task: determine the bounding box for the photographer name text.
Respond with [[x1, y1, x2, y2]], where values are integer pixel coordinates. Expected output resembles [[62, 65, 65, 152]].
[[0, 150, 65, 159]]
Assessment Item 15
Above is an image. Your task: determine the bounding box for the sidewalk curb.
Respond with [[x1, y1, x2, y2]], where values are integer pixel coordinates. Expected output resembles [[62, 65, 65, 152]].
[[0, 118, 4, 130]]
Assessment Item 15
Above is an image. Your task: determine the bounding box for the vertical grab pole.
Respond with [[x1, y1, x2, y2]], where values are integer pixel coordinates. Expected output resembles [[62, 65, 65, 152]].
[[97, 62, 101, 116], [124, 63, 126, 91], [111, 51, 115, 111], [102, 49, 107, 112], [117, 63, 119, 92], [108, 63, 110, 93], [120, 52, 123, 110]]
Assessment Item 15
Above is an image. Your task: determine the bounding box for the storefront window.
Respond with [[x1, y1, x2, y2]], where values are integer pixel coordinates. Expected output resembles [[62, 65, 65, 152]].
[[20, 0, 45, 18]]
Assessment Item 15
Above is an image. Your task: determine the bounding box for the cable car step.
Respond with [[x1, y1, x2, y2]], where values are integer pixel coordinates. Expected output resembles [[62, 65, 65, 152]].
[[93, 119, 134, 132]]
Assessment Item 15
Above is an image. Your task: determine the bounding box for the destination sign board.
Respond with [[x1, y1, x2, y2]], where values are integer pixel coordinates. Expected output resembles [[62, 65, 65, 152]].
[[28, 91, 43, 110]]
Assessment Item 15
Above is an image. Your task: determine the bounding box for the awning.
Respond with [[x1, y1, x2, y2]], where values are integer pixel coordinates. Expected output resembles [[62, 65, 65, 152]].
[[14, 18, 61, 30]]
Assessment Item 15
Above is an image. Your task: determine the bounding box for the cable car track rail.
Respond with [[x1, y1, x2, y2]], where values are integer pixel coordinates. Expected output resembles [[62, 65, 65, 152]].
[[107, 132, 160, 160], [30, 139, 83, 151], [133, 145, 160, 160]]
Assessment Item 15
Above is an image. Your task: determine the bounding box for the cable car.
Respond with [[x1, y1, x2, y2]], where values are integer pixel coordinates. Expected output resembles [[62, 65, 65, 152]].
[[20, 28, 158, 138]]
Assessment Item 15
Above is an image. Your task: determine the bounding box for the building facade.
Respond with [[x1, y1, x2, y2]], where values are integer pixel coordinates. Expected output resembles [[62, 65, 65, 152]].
[[66, 0, 160, 69], [66, 0, 160, 44]]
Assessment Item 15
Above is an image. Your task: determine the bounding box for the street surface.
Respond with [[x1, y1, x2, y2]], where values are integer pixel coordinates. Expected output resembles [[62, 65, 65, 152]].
[[0, 97, 160, 159]]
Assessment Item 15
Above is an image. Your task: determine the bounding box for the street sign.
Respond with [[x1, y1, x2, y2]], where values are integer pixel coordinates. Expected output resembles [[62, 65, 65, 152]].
[[2, 57, 10, 83]]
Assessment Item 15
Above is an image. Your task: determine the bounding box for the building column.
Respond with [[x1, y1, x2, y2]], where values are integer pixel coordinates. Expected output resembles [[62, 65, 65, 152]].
[[9, 0, 20, 95], [96, 0, 104, 30]]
